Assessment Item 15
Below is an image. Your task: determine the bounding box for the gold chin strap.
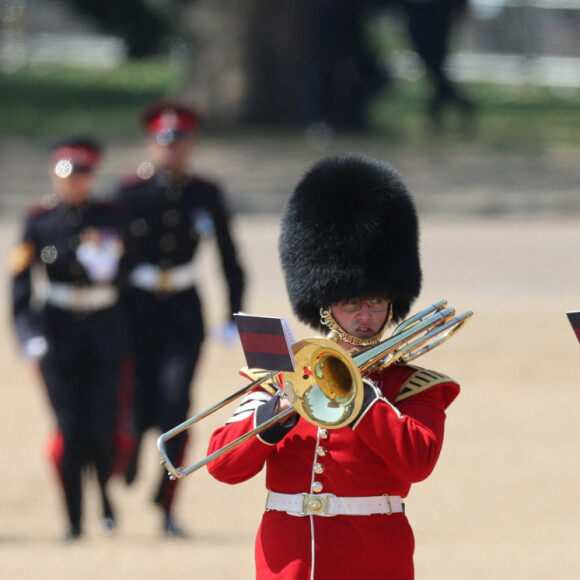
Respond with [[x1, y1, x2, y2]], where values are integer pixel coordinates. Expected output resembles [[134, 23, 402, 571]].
[[319, 305, 393, 349]]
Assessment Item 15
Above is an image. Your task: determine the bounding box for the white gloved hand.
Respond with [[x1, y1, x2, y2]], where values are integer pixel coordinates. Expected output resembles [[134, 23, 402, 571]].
[[23, 336, 48, 360], [210, 320, 240, 345]]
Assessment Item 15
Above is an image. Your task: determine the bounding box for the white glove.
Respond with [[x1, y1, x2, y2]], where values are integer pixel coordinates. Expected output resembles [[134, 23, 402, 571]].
[[23, 336, 48, 360], [210, 320, 240, 345], [191, 209, 215, 237]]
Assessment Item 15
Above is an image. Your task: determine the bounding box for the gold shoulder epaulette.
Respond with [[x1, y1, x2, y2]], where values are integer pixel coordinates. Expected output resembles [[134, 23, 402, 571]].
[[395, 365, 455, 403], [239, 367, 282, 396], [9, 241, 36, 276]]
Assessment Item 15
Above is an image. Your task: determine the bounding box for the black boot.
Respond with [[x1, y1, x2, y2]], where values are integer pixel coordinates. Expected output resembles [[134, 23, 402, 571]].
[[163, 512, 187, 538], [99, 483, 116, 535], [62, 523, 81, 542]]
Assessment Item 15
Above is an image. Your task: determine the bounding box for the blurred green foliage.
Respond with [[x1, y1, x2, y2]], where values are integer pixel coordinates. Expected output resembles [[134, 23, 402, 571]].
[[1, 58, 579, 150], [0, 59, 181, 138], [368, 80, 580, 150]]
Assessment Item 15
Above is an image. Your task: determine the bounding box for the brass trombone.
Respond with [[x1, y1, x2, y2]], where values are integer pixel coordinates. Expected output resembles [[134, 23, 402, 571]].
[[157, 299, 472, 480]]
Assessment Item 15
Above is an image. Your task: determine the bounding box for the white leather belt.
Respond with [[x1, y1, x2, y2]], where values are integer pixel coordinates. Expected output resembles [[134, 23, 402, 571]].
[[265, 491, 404, 517], [129, 262, 197, 293], [45, 282, 118, 312]]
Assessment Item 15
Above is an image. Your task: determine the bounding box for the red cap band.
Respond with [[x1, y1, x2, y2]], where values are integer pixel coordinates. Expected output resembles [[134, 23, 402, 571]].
[[146, 110, 198, 136], [52, 145, 100, 167]]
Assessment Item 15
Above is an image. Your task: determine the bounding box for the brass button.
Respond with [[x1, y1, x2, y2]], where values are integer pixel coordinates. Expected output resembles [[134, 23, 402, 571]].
[[316, 446, 327, 457], [314, 463, 324, 475], [312, 481, 323, 493], [319, 429, 329, 440]]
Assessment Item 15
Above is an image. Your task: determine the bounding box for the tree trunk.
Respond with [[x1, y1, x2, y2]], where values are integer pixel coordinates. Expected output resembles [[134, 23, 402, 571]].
[[179, 0, 389, 129], [175, 0, 252, 125]]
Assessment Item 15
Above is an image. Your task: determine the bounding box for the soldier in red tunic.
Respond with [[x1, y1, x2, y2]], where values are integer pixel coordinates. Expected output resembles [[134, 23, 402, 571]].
[[207, 154, 460, 579]]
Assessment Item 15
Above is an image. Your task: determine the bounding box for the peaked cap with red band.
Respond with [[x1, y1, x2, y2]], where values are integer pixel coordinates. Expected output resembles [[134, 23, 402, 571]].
[[51, 137, 102, 168], [141, 98, 199, 144]]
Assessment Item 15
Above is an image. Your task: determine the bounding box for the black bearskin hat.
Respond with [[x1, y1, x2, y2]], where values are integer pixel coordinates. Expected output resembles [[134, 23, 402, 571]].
[[279, 154, 422, 331]]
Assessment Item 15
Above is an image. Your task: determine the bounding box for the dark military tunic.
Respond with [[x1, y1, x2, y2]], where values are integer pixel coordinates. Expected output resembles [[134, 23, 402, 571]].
[[116, 169, 245, 511]]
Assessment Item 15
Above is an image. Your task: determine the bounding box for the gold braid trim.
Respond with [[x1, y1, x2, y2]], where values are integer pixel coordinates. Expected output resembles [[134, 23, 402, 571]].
[[239, 367, 282, 396], [395, 365, 455, 403]]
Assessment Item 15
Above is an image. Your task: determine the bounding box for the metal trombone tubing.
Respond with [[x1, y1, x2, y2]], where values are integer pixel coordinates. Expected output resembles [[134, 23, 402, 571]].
[[391, 299, 448, 337], [397, 311, 474, 363], [165, 406, 297, 479], [157, 369, 280, 479], [353, 306, 456, 371], [181, 308, 473, 479], [157, 301, 473, 479]]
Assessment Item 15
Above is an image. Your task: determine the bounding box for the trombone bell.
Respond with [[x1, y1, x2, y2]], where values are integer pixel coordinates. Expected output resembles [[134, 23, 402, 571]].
[[283, 338, 364, 430]]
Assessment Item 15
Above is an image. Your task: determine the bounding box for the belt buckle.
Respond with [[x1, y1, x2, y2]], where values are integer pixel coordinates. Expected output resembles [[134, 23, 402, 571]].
[[72, 287, 86, 310], [301, 493, 336, 517], [158, 269, 172, 293]]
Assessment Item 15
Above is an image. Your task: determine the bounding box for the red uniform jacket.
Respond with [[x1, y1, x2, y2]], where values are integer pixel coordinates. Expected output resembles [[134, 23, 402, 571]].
[[207, 363, 460, 580]]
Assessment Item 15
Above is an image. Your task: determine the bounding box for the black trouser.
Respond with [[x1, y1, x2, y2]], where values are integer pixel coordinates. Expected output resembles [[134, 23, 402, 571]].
[[124, 287, 204, 513], [402, 2, 456, 99], [40, 305, 125, 531], [301, 0, 387, 128]]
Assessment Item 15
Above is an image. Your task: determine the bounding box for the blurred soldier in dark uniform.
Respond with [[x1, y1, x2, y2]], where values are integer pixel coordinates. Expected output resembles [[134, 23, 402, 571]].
[[115, 99, 245, 537], [399, 0, 476, 129], [10, 138, 132, 541], [301, 0, 392, 134]]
